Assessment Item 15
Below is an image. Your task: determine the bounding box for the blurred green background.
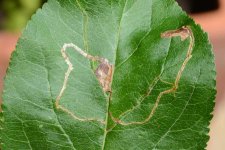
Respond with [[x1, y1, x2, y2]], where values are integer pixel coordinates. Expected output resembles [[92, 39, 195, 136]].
[[0, 0, 47, 32]]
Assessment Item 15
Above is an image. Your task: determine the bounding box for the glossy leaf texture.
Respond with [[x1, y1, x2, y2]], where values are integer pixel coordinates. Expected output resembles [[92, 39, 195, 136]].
[[0, 0, 216, 149]]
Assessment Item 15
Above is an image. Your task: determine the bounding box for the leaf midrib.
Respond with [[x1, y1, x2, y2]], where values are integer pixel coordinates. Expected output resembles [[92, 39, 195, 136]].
[[101, 0, 129, 149]]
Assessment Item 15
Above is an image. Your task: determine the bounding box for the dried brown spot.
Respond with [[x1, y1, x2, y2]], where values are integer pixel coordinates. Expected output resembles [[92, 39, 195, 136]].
[[161, 26, 191, 41], [95, 60, 113, 92]]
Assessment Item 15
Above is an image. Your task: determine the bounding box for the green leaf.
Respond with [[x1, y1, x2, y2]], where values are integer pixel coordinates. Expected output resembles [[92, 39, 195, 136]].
[[1, 0, 216, 149]]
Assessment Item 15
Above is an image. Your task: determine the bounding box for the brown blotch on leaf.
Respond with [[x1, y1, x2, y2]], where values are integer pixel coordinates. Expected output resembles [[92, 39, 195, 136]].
[[95, 60, 113, 92]]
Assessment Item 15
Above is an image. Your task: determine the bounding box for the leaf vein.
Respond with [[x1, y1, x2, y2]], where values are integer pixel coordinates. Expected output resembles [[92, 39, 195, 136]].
[[152, 69, 201, 149], [42, 47, 77, 150]]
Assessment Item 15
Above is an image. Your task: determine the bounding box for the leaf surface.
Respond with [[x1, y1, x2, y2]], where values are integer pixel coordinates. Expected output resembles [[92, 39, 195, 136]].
[[1, 0, 216, 149]]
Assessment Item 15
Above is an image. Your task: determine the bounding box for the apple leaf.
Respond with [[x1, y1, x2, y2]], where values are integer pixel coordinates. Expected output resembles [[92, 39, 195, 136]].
[[1, 0, 216, 149]]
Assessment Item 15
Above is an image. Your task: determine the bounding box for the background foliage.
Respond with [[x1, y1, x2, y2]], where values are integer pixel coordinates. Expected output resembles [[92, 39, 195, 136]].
[[0, 0, 47, 32]]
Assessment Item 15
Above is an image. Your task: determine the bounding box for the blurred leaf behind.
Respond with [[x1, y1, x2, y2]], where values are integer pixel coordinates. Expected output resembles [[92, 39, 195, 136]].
[[0, 0, 47, 32]]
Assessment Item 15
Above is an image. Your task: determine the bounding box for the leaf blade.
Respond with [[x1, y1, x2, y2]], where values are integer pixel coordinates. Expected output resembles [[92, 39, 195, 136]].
[[1, 0, 216, 149]]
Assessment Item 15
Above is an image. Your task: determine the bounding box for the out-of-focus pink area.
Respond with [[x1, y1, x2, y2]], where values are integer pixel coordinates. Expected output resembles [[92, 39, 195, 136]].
[[0, 1, 224, 149], [0, 32, 19, 102]]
